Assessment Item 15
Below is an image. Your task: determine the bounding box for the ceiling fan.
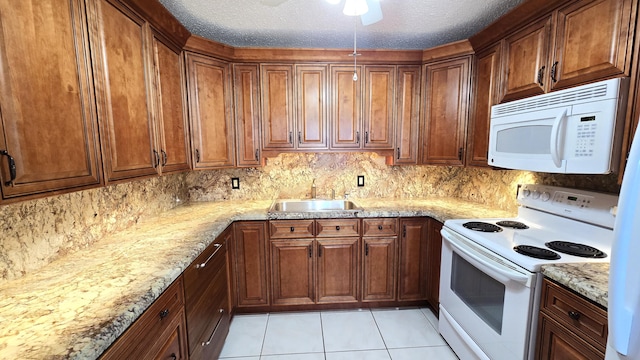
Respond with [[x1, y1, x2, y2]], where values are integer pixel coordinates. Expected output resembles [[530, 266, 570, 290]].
[[260, 0, 383, 26]]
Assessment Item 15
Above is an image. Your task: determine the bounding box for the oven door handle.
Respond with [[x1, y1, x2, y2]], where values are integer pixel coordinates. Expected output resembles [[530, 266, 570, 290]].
[[442, 229, 533, 287]]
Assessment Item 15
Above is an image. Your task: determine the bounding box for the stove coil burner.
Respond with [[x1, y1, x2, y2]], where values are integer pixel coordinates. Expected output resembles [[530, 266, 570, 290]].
[[496, 220, 529, 229], [463, 221, 503, 233], [545, 241, 607, 258], [514, 245, 561, 260]]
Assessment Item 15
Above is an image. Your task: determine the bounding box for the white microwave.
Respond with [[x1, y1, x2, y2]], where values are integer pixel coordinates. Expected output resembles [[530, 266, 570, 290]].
[[488, 77, 629, 174]]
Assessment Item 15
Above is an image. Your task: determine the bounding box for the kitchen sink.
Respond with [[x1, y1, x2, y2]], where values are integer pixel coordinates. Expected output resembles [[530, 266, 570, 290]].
[[269, 199, 361, 212]]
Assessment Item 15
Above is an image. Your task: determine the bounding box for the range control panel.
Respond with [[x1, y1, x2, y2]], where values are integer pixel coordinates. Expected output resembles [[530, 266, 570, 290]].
[[517, 184, 619, 229]]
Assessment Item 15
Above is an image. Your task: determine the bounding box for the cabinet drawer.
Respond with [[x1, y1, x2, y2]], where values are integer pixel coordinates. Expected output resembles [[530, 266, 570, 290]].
[[541, 280, 607, 350], [269, 220, 315, 238], [189, 303, 231, 360], [362, 218, 397, 237], [184, 239, 226, 304], [316, 219, 360, 237]]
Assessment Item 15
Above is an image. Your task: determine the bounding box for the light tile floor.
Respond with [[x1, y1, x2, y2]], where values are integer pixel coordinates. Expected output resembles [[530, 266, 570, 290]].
[[219, 307, 458, 360]]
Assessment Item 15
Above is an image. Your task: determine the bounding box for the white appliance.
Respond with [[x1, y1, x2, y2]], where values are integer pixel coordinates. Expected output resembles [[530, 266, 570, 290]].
[[439, 184, 619, 360], [606, 128, 640, 360], [488, 77, 628, 174]]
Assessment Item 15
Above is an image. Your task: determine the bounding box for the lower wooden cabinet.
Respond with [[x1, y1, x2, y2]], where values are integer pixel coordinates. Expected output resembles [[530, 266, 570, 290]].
[[426, 219, 443, 312], [233, 221, 270, 308], [536, 279, 608, 360], [362, 237, 397, 302], [271, 238, 316, 305], [100, 277, 188, 360], [317, 238, 359, 303], [397, 218, 429, 301]]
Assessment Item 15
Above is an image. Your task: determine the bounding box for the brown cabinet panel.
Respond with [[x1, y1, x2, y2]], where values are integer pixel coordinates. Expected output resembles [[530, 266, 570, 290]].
[[150, 33, 190, 174], [296, 65, 329, 149], [315, 219, 360, 238], [233, 64, 262, 167], [0, 0, 102, 200], [271, 239, 315, 305], [501, 16, 553, 102], [552, 0, 633, 90], [421, 57, 471, 165], [185, 53, 235, 168], [261, 65, 295, 149], [364, 66, 395, 149], [537, 314, 604, 360], [398, 218, 429, 301], [363, 218, 398, 237], [394, 66, 421, 164], [317, 238, 360, 303], [426, 219, 443, 311], [233, 222, 269, 307], [270, 219, 315, 239], [362, 237, 396, 302], [91, 0, 158, 182], [467, 44, 501, 167], [330, 65, 363, 149]]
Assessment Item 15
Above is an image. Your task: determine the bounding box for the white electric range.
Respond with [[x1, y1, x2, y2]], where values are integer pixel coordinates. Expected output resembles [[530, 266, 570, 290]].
[[439, 184, 618, 360]]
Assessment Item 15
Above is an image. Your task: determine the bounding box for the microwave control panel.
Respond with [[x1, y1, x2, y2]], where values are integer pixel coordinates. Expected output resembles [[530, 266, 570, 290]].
[[575, 116, 597, 158]]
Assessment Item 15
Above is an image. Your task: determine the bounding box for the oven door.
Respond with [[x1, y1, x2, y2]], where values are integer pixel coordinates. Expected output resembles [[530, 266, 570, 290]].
[[439, 227, 538, 360]]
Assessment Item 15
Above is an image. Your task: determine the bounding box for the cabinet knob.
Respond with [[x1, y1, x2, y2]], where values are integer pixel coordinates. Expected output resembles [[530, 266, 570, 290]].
[[378, 225, 383, 231], [336, 226, 340, 231], [290, 226, 294, 232], [170, 353, 177, 360], [568, 310, 581, 321], [159, 308, 170, 319]]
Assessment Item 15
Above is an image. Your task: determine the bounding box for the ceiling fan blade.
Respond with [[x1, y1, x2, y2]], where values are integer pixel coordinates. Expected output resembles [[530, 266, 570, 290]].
[[361, 0, 382, 25], [261, 0, 290, 6]]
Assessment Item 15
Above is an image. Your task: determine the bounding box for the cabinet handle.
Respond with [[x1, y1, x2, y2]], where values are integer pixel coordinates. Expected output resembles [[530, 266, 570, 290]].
[[537, 66, 545, 87], [378, 225, 383, 231], [308, 244, 313, 258], [159, 308, 170, 319], [397, 148, 400, 160], [195, 149, 200, 163], [458, 148, 463, 160], [403, 225, 407, 238], [365, 131, 369, 143], [365, 243, 369, 256], [290, 226, 295, 232], [255, 149, 259, 161], [169, 354, 177, 360], [161, 150, 168, 166], [550, 61, 558, 83], [289, 131, 293, 144], [336, 226, 340, 231], [356, 131, 360, 144], [0, 150, 16, 186], [195, 243, 223, 269], [568, 310, 581, 321], [153, 150, 160, 168], [318, 246, 322, 257], [298, 131, 302, 143], [202, 309, 224, 346]]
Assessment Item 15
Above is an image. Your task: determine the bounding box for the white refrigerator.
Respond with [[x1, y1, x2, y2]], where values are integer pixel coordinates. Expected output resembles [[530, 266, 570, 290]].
[[606, 127, 640, 360]]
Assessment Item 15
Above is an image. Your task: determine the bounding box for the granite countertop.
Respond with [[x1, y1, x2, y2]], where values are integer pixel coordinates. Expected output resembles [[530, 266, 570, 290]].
[[0, 197, 513, 359], [541, 263, 609, 309]]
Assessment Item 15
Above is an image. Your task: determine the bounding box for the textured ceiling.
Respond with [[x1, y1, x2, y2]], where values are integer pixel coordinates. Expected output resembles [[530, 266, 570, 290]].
[[158, 0, 525, 50]]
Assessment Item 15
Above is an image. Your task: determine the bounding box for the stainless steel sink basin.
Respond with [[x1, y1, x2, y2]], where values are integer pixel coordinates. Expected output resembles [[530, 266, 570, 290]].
[[269, 199, 361, 212]]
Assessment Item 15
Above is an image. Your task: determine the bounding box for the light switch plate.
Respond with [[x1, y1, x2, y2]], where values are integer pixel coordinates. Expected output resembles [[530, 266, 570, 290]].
[[357, 175, 365, 187], [231, 177, 240, 189]]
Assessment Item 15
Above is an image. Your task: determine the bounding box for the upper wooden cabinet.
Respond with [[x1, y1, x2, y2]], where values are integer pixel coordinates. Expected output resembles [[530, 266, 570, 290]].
[[185, 52, 235, 169], [150, 31, 191, 174], [90, 0, 159, 183], [296, 65, 329, 150], [467, 44, 502, 167], [0, 0, 102, 202], [330, 65, 363, 149], [261, 65, 295, 150], [393, 66, 422, 165], [363, 66, 395, 150], [501, 0, 635, 102], [233, 64, 262, 167], [420, 56, 471, 166]]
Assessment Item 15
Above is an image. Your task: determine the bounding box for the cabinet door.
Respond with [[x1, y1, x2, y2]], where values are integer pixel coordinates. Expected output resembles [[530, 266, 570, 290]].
[[398, 218, 429, 302], [364, 66, 395, 149], [150, 33, 190, 174], [536, 315, 604, 360], [233, 64, 262, 167], [421, 57, 471, 166], [394, 66, 421, 165], [362, 237, 396, 302], [317, 238, 359, 303], [233, 222, 269, 307], [426, 219, 443, 311], [271, 239, 315, 305], [296, 65, 329, 149], [186, 53, 235, 168], [501, 16, 553, 102], [0, 0, 102, 200], [261, 65, 295, 149], [551, 0, 634, 91], [330, 65, 363, 149], [91, 0, 158, 182], [467, 44, 502, 167]]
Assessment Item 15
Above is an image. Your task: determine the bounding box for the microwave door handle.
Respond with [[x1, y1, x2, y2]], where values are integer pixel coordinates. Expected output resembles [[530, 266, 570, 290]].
[[550, 109, 568, 168]]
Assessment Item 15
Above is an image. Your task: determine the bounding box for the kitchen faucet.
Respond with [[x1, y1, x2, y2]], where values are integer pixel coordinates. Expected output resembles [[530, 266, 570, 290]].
[[311, 179, 316, 199]]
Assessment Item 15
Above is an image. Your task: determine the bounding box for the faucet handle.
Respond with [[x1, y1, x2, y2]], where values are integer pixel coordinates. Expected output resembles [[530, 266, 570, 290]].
[[344, 192, 350, 200]]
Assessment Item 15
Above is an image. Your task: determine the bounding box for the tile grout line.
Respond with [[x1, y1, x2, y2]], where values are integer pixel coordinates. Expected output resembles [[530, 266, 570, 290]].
[[259, 312, 270, 359], [319, 311, 327, 359], [369, 308, 394, 359]]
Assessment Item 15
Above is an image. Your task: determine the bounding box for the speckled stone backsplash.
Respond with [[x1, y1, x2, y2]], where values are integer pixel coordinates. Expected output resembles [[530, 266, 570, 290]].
[[0, 173, 189, 283], [186, 152, 620, 210]]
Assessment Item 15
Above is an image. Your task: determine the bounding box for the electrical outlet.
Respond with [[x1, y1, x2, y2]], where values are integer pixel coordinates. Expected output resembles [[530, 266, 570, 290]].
[[231, 177, 240, 189], [357, 175, 365, 187]]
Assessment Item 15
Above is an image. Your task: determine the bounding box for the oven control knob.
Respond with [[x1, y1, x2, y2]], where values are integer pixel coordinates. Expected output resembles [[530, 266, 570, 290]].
[[532, 190, 540, 199], [541, 192, 551, 201], [522, 189, 531, 197]]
